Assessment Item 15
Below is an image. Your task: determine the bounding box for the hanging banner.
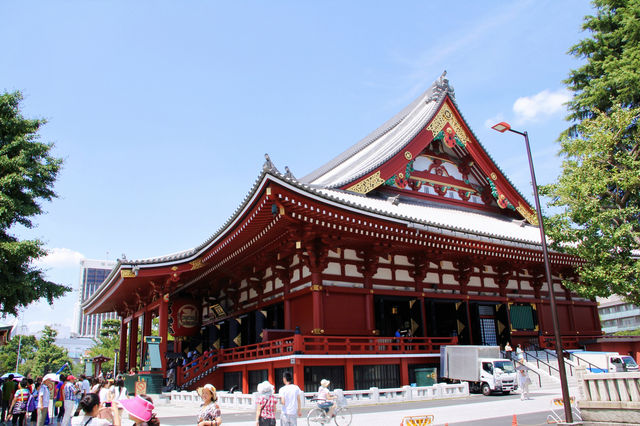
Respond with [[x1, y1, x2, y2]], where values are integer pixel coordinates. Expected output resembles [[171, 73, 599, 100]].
[[169, 299, 201, 336]]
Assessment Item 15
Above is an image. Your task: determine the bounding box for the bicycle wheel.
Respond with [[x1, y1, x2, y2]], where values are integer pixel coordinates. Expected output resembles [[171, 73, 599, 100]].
[[307, 407, 328, 425], [334, 407, 352, 426]]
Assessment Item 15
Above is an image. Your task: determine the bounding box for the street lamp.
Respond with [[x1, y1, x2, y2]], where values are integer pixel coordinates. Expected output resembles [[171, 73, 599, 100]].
[[114, 349, 119, 377], [491, 122, 573, 423]]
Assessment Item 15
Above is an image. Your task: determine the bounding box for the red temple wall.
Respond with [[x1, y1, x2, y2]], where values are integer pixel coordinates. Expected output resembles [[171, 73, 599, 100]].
[[323, 292, 367, 335], [290, 293, 313, 333]]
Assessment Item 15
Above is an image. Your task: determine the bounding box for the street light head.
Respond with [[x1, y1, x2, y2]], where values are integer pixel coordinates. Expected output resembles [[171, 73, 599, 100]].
[[491, 122, 511, 133]]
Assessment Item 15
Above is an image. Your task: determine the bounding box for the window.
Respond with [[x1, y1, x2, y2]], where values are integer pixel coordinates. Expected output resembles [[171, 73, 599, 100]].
[[354, 364, 399, 390], [510, 304, 536, 330]]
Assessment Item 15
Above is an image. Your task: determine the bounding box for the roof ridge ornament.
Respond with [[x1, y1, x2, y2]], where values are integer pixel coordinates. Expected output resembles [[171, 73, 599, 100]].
[[428, 70, 456, 103], [284, 166, 296, 180], [263, 153, 279, 173]]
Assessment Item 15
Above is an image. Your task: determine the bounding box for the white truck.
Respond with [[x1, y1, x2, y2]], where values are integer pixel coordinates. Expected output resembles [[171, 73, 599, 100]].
[[440, 345, 517, 396], [570, 351, 639, 373]]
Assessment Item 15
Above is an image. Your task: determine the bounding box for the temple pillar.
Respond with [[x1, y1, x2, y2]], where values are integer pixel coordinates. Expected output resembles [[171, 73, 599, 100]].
[[159, 294, 169, 372], [119, 319, 128, 374], [311, 271, 324, 333], [345, 359, 355, 390], [420, 298, 427, 337], [141, 313, 152, 370], [128, 317, 139, 372], [400, 358, 409, 386]]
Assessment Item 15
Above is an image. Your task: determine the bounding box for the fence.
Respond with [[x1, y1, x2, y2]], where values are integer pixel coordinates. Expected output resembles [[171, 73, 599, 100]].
[[165, 382, 469, 410], [577, 365, 640, 424]]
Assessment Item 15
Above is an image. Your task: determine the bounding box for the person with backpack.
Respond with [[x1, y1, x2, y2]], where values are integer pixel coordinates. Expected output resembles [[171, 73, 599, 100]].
[[55, 374, 67, 423], [8, 378, 30, 426], [29, 379, 41, 424]]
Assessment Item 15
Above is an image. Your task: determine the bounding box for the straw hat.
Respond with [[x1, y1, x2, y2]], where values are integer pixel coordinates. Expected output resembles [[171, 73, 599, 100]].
[[119, 395, 154, 422], [197, 384, 217, 401], [320, 379, 330, 388]]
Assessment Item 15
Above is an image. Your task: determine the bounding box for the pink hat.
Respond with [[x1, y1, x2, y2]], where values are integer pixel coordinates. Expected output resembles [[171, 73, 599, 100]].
[[119, 396, 154, 422]]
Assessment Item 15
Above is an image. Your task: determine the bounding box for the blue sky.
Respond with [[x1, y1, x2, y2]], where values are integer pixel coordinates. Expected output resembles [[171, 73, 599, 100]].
[[1, 0, 594, 335]]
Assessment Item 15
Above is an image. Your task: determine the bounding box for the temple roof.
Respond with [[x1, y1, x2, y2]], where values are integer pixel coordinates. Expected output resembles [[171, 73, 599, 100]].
[[301, 73, 453, 188]]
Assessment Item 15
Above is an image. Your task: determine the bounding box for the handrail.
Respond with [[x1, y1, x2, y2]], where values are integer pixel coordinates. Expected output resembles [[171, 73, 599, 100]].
[[567, 352, 601, 373], [522, 350, 566, 378]]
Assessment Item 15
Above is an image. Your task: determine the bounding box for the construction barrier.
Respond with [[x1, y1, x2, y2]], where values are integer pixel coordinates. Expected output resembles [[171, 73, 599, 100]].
[[400, 415, 434, 425]]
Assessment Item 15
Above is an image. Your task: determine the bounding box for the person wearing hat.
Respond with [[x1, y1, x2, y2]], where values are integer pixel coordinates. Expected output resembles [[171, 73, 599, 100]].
[[37, 374, 57, 426], [119, 394, 158, 426], [255, 381, 277, 426], [61, 375, 77, 426], [316, 379, 336, 418], [196, 384, 221, 426]]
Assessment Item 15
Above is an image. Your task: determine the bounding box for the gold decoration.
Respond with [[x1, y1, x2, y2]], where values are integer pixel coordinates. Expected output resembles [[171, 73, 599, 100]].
[[346, 171, 385, 194], [190, 259, 205, 270], [311, 328, 325, 334], [171, 266, 178, 271], [516, 203, 539, 226], [426, 103, 471, 146], [398, 172, 404, 179], [404, 151, 413, 160], [490, 173, 498, 181], [311, 284, 324, 291], [120, 269, 136, 278]]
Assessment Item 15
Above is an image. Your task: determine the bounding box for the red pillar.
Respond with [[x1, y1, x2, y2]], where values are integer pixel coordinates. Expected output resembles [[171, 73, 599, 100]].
[[128, 318, 139, 372], [311, 271, 324, 333], [345, 359, 354, 390], [159, 295, 169, 373], [400, 358, 409, 386], [119, 320, 128, 374], [141, 313, 152, 370], [242, 365, 249, 394], [293, 360, 304, 391]]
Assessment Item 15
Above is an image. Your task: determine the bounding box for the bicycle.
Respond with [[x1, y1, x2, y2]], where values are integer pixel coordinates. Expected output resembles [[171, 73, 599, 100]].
[[307, 398, 352, 426]]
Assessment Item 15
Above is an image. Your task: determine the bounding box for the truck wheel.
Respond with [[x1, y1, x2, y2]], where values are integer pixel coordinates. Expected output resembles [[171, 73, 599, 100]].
[[502, 391, 510, 395], [481, 383, 491, 396]]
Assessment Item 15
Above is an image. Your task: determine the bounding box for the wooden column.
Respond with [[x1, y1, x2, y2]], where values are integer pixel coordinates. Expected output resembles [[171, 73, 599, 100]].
[[345, 359, 355, 390], [420, 298, 428, 337], [159, 294, 169, 372], [292, 360, 304, 391], [400, 358, 409, 386], [141, 312, 152, 370], [359, 248, 380, 334], [311, 271, 324, 333], [119, 319, 128, 374], [128, 317, 139, 371]]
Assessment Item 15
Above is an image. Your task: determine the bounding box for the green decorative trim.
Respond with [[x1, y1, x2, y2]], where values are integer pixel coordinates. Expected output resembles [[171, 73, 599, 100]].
[[488, 181, 515, 211]]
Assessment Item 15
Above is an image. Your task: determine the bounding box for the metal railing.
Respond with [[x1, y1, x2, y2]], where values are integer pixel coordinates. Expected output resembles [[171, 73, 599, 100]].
[[501, 350, 541, 388]]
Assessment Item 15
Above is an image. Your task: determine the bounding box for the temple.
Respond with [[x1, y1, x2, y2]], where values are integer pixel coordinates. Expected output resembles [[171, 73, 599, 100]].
[[82, 72, 602, 393]]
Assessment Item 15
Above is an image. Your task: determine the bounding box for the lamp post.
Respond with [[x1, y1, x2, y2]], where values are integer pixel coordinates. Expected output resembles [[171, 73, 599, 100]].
[[114, 349, 119, 377], [491, 122, 573, 423]]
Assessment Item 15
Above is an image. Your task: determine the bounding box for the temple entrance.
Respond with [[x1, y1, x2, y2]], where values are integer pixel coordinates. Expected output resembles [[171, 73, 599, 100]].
[[374, 296, 423, 337], [469, 303, 511, 347], [425, 300, 471, 345]]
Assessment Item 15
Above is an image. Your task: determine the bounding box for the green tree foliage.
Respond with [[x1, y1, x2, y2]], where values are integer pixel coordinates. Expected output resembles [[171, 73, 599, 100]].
[[565, 0, 640, 122], [541, 106, 640, 302], [88, 319, 121, 373], [0, 91, 69, 315], [542, 0, 640, 302], [0, 334, 37, 374], [30, 326, 72, 375]]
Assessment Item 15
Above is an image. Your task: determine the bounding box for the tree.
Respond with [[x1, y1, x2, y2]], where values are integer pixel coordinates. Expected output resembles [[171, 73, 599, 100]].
[[0, 334, 37, 374], [541, 106, 640, 302], [30, 326, 72, 375], [564, 0, 640, 122], [88, 319, 121, 373], [0, 91, 69, 315], [541, 1, 640, 302]]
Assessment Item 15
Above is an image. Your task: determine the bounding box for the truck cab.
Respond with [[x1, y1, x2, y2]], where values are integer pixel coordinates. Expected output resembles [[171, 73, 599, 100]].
[[611, 355, 639, 372], [571, 351, 639, 373], [479, 358, 517, 395]]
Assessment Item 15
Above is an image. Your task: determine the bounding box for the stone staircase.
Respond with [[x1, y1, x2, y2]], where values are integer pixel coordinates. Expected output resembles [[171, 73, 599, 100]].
[[522, 350, 579, 390]]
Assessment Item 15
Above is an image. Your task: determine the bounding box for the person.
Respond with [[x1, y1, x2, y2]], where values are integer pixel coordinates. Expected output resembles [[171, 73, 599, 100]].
[[98, 381, 113, 407], [38, 374, 56, 426], [71, 393, 119, 426], [505, 342, 513, 360], [29, 378, 41, 424], [279, 372, 302, 426], [2, 374, 17, 422], [61, 375, 77, 426], [55, 374, 67, 423], [79, 376, 91, 398], [119, 394, 159, 426], [255, 381, 276, 426], [516, 344, 524, 363], [8, 378, 30, 426], [196, 384, 221, 426], [111, 378, 128, 420], [518, 368, 531, 400], [316, 379, 335, 418]]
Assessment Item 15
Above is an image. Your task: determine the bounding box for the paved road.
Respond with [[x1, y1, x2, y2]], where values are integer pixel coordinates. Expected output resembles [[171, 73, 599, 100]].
[[158, 390, 569, 425]]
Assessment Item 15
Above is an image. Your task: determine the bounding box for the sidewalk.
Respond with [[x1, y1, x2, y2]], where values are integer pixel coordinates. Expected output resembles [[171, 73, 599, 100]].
[[151, 387, 577, 425]]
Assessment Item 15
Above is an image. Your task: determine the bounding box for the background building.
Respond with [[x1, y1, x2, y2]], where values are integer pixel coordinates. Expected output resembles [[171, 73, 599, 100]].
[[76, 259, 117, 337], [599, 295, 640, 334]]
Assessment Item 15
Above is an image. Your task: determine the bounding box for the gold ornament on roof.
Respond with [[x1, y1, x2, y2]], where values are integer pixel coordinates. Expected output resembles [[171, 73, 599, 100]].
[[120, 269, 136, 278], [516, 203, 539, 226], [404, 151, 413, 160], [190, 259, 205, 270], [346, 171, 385, 194], [426, 103, 471, 147]]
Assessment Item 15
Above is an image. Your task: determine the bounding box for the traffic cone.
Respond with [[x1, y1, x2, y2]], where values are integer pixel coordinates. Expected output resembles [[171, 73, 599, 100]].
[[512, 414, 518, 425]]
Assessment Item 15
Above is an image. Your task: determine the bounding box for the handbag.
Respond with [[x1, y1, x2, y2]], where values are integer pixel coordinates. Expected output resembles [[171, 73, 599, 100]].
[[12, 400, 28, 414], [258, 418, 276, 426]]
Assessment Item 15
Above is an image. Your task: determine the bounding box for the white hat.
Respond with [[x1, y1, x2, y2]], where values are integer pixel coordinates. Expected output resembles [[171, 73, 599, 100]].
[[257, 381, 274, 395], [43, 373, 59, 383], [320, 379, 330, 388]]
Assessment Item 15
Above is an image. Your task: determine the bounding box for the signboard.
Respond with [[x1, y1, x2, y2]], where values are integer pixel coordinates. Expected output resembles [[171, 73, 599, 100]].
[[135, 380, 147, 395], [169, 299, 201, 336]]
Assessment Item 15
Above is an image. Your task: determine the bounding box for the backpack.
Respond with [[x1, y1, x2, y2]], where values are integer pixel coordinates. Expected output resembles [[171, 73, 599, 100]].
[[27, 390, 37, 412]]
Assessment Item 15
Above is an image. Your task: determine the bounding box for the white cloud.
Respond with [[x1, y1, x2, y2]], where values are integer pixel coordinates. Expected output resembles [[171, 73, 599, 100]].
[[513, 88, 570, 123], [484, 113, 506, 129], [33, 248, 85, 269]]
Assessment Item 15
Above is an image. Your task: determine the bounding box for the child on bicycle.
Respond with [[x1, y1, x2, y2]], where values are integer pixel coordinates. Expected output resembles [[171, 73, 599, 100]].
[[316, 379, 336, 418]]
